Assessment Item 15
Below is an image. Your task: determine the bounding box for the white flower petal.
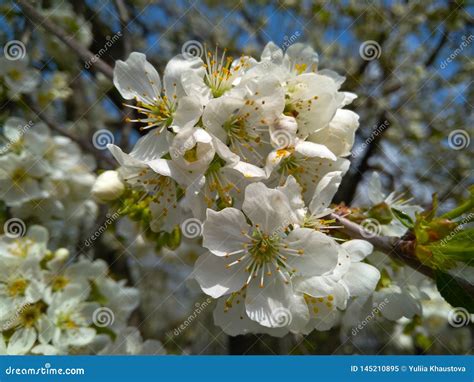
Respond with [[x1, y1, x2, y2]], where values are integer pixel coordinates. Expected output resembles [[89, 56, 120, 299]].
[[129, 131, 171, 162], [375, 287, 421, 320], [113, 52, 161, 104], [341, 240, 374, 262], [213, 293, 289, 337], [7, 327, 36, 355], [277, 175, 306, 222], [245, 277, 293, 328], [242, 182, 295, 233], [284, 43, 318, 73], [163, 54, 204, 98], [228, 161, 267, 180], [202, 208, 250, 256], [171, 96, 203, 132], [368, 172, 385, 204], [193, 252, 247, 298], [341, 263, 380, 297], [285, 228, 339, 276], [309, 109, 359, 157], [295, 140, 336, 161], [308, 171, 342, 217]]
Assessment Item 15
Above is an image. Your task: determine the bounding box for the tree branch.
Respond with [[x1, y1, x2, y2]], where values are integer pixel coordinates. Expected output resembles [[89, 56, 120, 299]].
[[24, 96, 116, 168], [330, 213, 474, 298], [334, 111, 388, 204], [114, 0, 133, 150], [336, 25, 453, 204], [16, 0, 114, 80]]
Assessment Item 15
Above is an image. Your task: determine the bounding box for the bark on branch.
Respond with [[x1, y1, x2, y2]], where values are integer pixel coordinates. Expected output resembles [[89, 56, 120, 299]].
[[24, 97, 116, 168], [16, 0, 114, 80], [330, 213, 474, 298]]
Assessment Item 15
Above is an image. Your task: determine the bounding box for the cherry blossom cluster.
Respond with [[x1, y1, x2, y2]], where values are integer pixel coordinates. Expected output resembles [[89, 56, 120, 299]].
[[0, 225, 164, 355], [0, 117, 98, 249], [100, 42, 382, 336]]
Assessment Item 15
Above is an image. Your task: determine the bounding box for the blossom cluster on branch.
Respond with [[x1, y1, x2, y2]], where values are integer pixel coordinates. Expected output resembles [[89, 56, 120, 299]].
[[1, 25, 471, 352], [0, 225, 163, 355], [0, 117, 98, 249], [98, 42, 384, 336]]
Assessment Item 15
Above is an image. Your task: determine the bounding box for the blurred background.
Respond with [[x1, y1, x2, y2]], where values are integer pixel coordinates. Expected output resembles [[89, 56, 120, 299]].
[[1, 0, 473, 355]]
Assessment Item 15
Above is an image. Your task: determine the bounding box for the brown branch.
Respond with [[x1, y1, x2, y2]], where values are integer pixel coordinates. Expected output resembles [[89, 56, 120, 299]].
[[334, 111, 388, 204], [24, 96, 116, 168], [16, 0, 114, 80], [330, 213, 474, 298], [114, 0, 133, 150], [336, 24, 454, 204], [114, 0, 132, 57], [330, 213, 432, 276], [424, 30, 449, 67]]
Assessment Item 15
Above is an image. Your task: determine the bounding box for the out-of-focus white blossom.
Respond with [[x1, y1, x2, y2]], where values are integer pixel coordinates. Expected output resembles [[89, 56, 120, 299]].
[[0, 226, 140, 355], [0, 118, 98, 249]]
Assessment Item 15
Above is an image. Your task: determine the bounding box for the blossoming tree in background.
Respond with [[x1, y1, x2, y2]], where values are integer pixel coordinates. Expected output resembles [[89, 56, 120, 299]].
[[0, 0, 472, 355]]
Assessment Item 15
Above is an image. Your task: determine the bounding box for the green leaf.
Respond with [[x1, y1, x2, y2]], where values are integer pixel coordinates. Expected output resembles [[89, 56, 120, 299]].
[[435, 270, 474, 312], [430, 227, 474, 265], [391, 208, 414, 228]]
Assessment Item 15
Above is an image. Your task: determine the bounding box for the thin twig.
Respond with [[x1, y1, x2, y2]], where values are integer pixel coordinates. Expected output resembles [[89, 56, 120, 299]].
[[330, 213, 474, 298], [114, 0, 133, 150], [16, 0, 114, 80], [114, 0, 132, 57], [24, 96, 116, 168]]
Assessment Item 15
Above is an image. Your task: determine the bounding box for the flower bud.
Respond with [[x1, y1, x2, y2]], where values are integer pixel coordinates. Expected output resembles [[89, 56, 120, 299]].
[[54, 248, 69, 261], [368, 202, 393, 225], [91, 170, 125, 202]]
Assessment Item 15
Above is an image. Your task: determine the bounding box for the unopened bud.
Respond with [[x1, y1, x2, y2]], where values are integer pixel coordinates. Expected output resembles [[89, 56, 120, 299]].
[[368, 202, 393, 225], [91, 170, 125, 202]]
